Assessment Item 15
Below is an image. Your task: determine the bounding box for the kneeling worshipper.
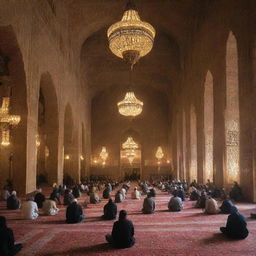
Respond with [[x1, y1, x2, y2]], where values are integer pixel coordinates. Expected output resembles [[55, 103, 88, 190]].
[[7, 191, 21, 210], [220, 206, 249, 239], [204, 197, 219, 214], [103, 186, 111, 199], [22, 197, 39, 220], [190, 187, 201, 201], [142, 182, 149, 195], [115, 190, 124, 203], [66, 199, 85, 224], [72, 185, 81, 198], [149, 187, 156, 197], [0, 216, 22, 256], [219, 197, 234, 214], [142, 193, 155, 214], [90, 191, 101, 204], [195, 191, 208, 209], [42, 195, 59, 216], [177, 186, 186, 201], [50, 187, 61, 204], [168, 191, 183, 212], [131, 187, 141, 200], [120, 186, 126, 199], [34, 188, 45, 208], [229, 182, 243, 202], [64, 189, 75, 206], [102, 198, 117, 220], [105, 210, 135, 249]]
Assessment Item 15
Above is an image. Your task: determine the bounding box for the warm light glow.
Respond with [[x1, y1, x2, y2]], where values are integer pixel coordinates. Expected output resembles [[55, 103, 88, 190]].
[[166, 160, 170, 164], [117, 91, 143, 117], [155, 146, 164, 161], [36, 134, 40, 148], [100, 146, 108, 165], [80, 155, 84, 161], [64, 154, 70, 160], [122, 136, 138, 164], [1, 129, 10, 146], [107, 2, 155, 67], [93, 159, 98, 164]]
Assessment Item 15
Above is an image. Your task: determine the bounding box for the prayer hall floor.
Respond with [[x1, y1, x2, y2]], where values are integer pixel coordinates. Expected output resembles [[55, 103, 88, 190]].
[[1, 186, 256, 256]]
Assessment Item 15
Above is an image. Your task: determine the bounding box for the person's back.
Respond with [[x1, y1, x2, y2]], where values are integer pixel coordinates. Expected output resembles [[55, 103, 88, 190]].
[[90, 192, 100, 204], [177, 188, 186, 201], [103, 199, 117, 220], [205, 197, 219, 214], [195, 192, 208, 209], [168, 195, 183, 212], [22, 199, 39, 220], [42, 198, 59, 216], [115, 191, 124, 203], [64, 190, 75, 206], [142, 195, 155, 214], [7, 192, 20, 210], [34, 189, 45, 208], [0, 216, 22, 256], [72, 186, 80, 198], [66, 199, 84, 223], [106, 210, 135, 248], [103, 188, 110, 199], [220, 199, 234, 214], [220, 206, 248, 239], [131, 187, 141, 200]]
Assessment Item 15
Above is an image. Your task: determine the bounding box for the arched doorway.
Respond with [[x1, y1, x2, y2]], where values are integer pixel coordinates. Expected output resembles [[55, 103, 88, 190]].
[[36, 73, 59, 186], [0, 25, 27, 194], [120, 129, 141, 181]]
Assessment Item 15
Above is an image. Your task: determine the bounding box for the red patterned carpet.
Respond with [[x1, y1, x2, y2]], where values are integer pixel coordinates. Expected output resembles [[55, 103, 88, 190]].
[[1, 185, 256, 256]]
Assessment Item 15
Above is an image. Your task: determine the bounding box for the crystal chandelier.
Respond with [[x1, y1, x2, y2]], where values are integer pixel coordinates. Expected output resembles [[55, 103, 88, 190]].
[[0, 97, 21, 146], [122, 136, 138, 164], [100, 146, 108, 165], [155, 146, 164, 164], [117, 91, 143, 117], [107, 0, 156, 68]]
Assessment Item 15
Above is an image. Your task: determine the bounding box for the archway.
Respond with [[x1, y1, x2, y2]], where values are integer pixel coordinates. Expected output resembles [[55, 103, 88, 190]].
[[204, 70, 214, 183], [36, 73, 59, 186], [225, 31, 240, 184], [0, 25, 27, 194]]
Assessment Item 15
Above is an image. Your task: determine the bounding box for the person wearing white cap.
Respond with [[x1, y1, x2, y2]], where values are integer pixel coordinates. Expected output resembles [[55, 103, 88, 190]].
[[131, 187, 141, 200]]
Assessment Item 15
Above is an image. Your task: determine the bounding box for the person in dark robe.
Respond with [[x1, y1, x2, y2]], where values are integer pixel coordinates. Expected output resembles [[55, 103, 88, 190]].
[[219, 197, 234, 214], [66, 199, 85, 224], [64, 189, 75, 206], [142, 182, 149, 195], [103, 187, 111, 199], [50, 188, 61, 204], [105, 210, 135, 248], [34, 189, 45, 208], [115, 190, 124, 203], [190, 189, 201, 201], [220, 206, 249, 239], [229, 182, 243, 202], [142, 193, 155, 214], [102, 198, 117, 220], [177, 186, 186, 201], [149, 188, 156, 197], [195, 191, 208, 209], [7, 191, 21, 210], [168, 191, 183, 212], [0, 216, 22, 256], [72, 185, 81, 198]]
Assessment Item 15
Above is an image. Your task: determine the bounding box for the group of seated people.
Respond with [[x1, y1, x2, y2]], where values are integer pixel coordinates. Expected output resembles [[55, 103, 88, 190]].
[[0, 178, 252, 255]]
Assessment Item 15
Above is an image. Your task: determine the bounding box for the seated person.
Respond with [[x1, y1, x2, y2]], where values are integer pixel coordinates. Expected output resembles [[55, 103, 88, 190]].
[[50, 188, 61, 204], [102, 198, 117, 220], [149, 188, 156, 197], [34, 188, 45, 208], [7, 191, 21, 210], [168, 191, 183, 212], [120, 186, 126, 200], [220, 206, 248, 239], [0, 216, 22, 256], [204, 197, 219, 214], [142, 182, 149, 195], [177, 187, 186, 201], [220, 197, 234, 214], [42, 195, 59, 216], [22, 197, 39, 220], [89, 191, 100, 204], [190, 188, 201, 201], [142, 193, 155, 214], [115, 190, 124, 203], [66, 199, 85, 224], [2, 187, 10, 201], [106, 210, 135, 248], [195, 191, 208, 209], [103, 187, 111, 199], [72, 185, 81, 198], [64, 189, 75, 206], [131, 187, 141, 200], [229, 182, 243, 202]]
